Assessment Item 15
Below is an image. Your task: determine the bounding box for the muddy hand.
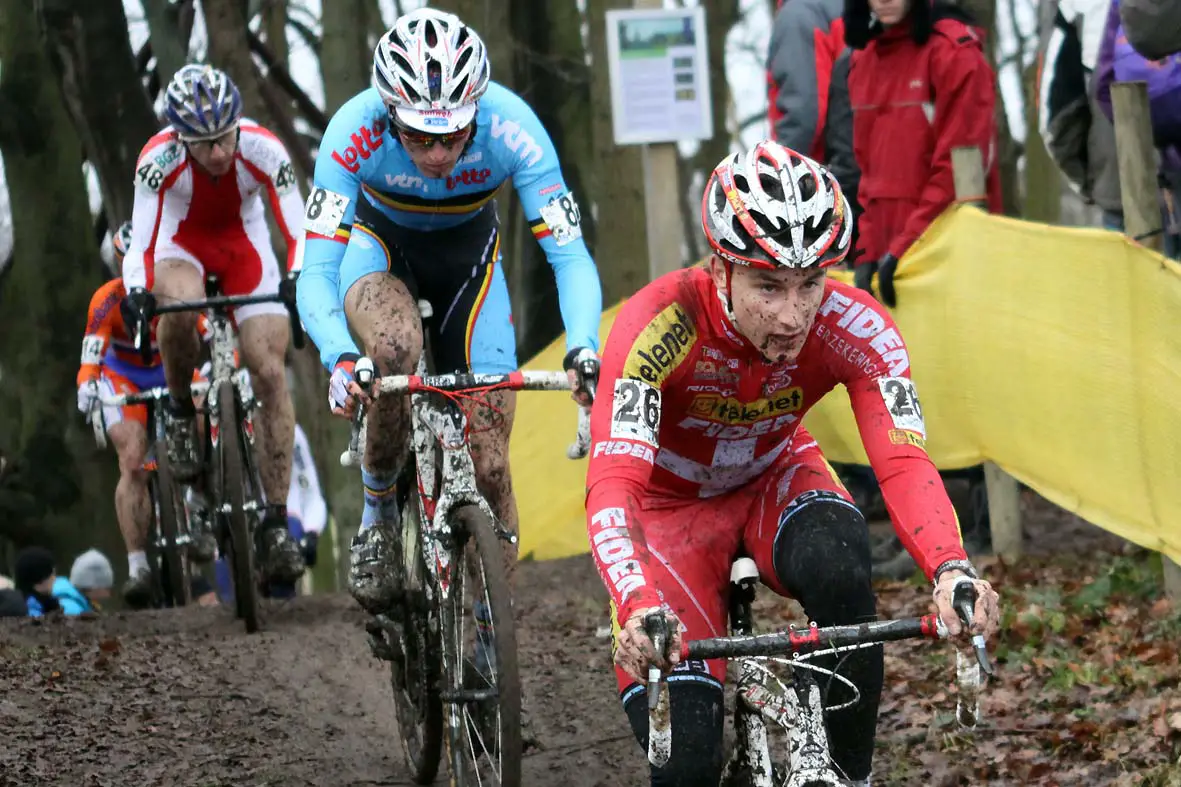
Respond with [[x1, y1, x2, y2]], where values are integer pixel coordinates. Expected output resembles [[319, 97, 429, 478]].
[[615, 606, 682, 684], [934, 571, 1000, 639]]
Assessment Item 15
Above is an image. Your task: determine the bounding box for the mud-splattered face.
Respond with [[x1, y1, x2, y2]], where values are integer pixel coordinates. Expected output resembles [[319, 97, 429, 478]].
[[869, 0, 913, 26], [709, 256, 825, 364]]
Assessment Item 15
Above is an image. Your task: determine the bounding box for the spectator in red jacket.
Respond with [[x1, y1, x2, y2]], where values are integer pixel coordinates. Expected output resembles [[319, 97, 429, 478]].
[[845, 0, 1003, 306]]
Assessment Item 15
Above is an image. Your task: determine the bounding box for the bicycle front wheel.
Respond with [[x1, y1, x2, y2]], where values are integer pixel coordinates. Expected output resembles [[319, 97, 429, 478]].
[[153, 442, 191, 608], [217, 383, 259, 633], [441, 504, 522, 787], [388, 487, 443, 784]]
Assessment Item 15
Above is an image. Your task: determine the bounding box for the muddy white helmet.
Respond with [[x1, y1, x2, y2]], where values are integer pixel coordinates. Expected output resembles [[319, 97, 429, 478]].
[[701, 141, 852, 269], [373, 8, 490, 134], [164, 64, 242, 141]]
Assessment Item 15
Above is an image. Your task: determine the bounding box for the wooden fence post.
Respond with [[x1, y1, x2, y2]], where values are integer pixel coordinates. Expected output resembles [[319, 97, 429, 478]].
[[951, 146, 1024, 561], [1110, 82, 1181, 598], [634, 0, 687, 280]]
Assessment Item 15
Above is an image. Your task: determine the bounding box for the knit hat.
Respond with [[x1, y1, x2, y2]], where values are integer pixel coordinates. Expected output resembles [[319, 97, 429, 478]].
[[14, 546, 56, 593], [0, 574, 13, 591], [70, 549, 115, 590]]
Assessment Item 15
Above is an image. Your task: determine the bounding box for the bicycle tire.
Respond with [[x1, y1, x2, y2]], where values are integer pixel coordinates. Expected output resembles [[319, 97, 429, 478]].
[[217, 383, 259, 633], [389, 487, 444, 784], [442, 504, 522, 787], [145, 474, 167, 609], [154, 441, 191, 607]]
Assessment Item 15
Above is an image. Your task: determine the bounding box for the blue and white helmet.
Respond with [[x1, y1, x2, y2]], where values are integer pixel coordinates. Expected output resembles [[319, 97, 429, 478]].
[[164, 64, 243, 141]]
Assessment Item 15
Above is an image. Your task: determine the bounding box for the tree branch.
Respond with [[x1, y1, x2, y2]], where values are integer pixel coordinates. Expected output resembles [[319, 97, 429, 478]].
[[247, 29, 329, 132]]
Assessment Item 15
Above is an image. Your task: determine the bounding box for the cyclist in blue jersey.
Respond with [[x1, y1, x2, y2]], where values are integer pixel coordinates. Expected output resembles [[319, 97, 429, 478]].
[[296, 8, 603, 612]]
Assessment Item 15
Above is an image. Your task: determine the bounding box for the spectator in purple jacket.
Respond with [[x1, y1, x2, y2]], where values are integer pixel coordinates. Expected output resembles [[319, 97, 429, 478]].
[[1093, 0, 1181, 257]]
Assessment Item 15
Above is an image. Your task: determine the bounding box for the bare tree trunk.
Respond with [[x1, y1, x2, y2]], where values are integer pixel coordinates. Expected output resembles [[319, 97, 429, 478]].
[[686, 0, 741, 260], [321, 0, 373, 114], [1022, 63, 1060, 223], [142, 0, 196, 84], [0, 1, 122, 562], [587, 0, 649, 305], [262, 0, 289, 66], [36, 0, 160, 227]]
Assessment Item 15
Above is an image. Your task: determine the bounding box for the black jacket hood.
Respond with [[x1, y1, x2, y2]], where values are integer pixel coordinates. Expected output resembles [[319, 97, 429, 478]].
[[843, 0, 978, 49]]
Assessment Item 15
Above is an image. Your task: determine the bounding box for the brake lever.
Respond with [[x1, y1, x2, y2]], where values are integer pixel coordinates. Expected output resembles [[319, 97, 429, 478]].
[[342, 358, 375, 468], [952, 577, 995, 677], [643, 611, 672, 767]]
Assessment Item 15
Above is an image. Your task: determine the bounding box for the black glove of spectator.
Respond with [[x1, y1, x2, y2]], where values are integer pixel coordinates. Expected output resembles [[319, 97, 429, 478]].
[[853, 261, 877, 295], [301, 533, 318, 568], [876, 253, 899, 308]]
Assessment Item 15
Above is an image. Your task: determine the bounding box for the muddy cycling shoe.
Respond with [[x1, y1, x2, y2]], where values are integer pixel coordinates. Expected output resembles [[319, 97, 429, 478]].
[[348, 525, 401, 614], [185, 493, 217, 563], [122, 569, 153, 609], [258, 523, 305, 585], [164, 404, 201, 481]]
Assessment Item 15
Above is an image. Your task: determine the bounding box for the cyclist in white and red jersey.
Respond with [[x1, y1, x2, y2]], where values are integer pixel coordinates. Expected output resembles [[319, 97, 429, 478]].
[[121, 64, 305, 585], [586, 141, 1001, 786]]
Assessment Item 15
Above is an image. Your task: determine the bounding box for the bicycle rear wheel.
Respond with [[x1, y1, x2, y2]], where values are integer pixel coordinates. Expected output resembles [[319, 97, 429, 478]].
[[217, 383, 259, 633], [441, 504, 521, 787], [386, 484, 443, 784], [154, 442, 191, 608]]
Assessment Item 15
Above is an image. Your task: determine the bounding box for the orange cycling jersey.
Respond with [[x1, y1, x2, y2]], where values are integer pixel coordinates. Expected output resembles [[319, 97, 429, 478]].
[[585, 267, 967, 625], [77, 278, 161, 388], [77, 277, 209, 389]]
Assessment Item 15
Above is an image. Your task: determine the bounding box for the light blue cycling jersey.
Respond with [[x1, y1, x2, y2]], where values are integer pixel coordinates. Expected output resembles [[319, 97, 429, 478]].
[[297, 81, 603, 371]]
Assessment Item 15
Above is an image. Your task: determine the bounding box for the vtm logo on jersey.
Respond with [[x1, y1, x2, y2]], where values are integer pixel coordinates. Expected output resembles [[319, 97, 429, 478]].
[[622, 303, 698, 386], [446, 168, 493, 190], [817, 291, 909, 375], [688, 387, 803, 424], [332, 117, 387, 174]]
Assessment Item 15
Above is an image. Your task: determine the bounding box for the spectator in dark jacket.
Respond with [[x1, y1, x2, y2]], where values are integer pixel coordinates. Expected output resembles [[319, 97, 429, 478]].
[[766, 0, 861, 211], [15, 546, 92, 617], [1037, 0, 1123, 227], [845, 0, 1003, 307], [0, 574, 27, 618]]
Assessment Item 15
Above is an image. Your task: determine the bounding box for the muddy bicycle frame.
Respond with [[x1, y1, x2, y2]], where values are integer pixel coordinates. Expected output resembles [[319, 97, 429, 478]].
[[90, 381, 210, 607], [645, 565, 992, 786], [130, 277, 305, 632]]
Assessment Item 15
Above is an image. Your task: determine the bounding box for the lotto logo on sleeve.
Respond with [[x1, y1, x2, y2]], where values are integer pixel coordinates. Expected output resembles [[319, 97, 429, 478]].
[[621, 303, 698, 386]]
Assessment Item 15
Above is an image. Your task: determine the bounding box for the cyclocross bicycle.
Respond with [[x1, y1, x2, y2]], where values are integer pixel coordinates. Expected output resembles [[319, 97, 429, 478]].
[[90, 382, 210, 608], [341, 303, 595, 787], [130, 275, 304, 633], [643, 562, 994, 786]]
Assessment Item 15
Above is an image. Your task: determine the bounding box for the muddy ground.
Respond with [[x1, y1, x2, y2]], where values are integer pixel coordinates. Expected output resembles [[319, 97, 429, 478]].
[[0, 492, 1169, 787]]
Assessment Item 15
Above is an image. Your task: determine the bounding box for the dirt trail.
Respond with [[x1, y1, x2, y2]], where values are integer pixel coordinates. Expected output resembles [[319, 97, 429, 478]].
[[0, 494, 1132, 786]]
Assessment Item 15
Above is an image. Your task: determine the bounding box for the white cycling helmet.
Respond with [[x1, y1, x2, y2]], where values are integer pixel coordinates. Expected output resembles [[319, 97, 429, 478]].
[[112, 221, 133, 260], [373, 8, 490, 134], [164, 64, 243, 142], [702, 141, 852, 270]]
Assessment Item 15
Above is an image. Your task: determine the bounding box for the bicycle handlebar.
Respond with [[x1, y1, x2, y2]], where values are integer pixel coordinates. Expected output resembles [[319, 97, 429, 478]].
[[130, 279, 306, 366], [645, 596, 994, 768], [339, 369, 592, 468]]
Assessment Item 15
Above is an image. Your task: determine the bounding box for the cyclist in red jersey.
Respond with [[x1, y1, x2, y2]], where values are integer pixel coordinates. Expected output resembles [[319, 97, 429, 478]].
[[585, 141, 1000, 786], [120, 65, 305, 586]]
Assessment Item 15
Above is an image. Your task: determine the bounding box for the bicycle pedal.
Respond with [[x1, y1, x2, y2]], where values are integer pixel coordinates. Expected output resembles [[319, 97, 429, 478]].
[[365, 628, 397, 662]]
